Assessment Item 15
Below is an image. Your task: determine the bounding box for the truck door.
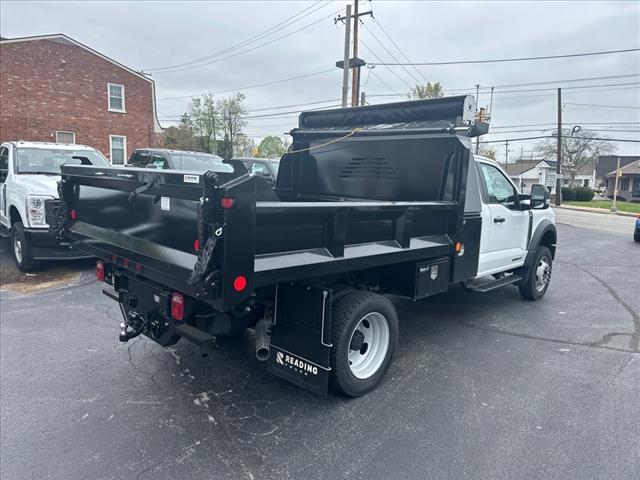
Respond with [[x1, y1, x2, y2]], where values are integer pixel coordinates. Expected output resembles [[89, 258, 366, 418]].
[[0, 146, 9, 226], [476, 161, 528, 276]]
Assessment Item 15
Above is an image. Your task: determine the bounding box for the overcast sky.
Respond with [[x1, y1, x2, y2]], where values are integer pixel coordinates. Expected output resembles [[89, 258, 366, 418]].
[[1, 0, 639, 160]]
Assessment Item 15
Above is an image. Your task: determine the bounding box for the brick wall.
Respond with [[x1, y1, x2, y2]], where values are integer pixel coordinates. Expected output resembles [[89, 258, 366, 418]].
[[0, 38, 159, 160]]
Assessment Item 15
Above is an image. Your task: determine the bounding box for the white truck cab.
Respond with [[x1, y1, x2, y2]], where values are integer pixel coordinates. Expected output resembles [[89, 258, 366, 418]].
[[0, 141, 111, 270], [474, 155, 556, 299]]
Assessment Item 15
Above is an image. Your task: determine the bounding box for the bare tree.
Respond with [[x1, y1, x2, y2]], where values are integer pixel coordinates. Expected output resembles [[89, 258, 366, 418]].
[[477, 144, 497, 161], [534, 129, 615, 186], [217, 92, 247, 159], [189, 93, 219, 153]]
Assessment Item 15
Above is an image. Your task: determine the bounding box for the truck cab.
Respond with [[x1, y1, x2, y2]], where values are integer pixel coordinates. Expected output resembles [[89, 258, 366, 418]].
[[127, 149, 233, 172], [475, 156, 555, 293], [0, 141, 110, 270]]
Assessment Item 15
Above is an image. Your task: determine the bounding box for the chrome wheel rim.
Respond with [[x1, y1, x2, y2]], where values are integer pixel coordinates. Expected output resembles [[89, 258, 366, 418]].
[[535, 256, 551, 292], [13, 235, 23, 264], [348, 312, 389, 379]]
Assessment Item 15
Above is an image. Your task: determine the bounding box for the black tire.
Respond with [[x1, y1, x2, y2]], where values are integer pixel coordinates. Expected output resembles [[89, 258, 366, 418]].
[[518, 246, 552, 301], [329, 291, 399, 397], [11, 221, 36, 272], [634, 233, 640, 243]]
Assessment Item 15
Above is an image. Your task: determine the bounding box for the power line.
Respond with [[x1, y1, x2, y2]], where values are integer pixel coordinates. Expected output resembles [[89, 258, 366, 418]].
[[370, 16, 428, 83], [361, 23, 422, 85], [368, 68, 402, 95], [369, 47, 640, 66], [361, 39, 413, 89], [564, 102, 640, 109], [146, 0, 330, 72], [148, 7, 342, 74], [479, 135, 640, 144], [157, 69, 336, 101]]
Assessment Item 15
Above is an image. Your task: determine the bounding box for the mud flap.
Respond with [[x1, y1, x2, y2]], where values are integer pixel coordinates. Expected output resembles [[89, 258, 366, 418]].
[[267, 283, 333, 397]]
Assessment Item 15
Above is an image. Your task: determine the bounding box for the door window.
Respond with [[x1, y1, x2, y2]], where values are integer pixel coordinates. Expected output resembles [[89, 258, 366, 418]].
[[0, 147, 8, 183], [151, 153, 169, 169], [478, 163, 518, 208]]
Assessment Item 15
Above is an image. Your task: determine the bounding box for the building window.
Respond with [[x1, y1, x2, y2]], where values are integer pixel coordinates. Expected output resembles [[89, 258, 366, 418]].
[[109, 135, 127, 164], [620, 177, 630, 191], [107, 83, 125, 112], [56, 131, 75, 144]]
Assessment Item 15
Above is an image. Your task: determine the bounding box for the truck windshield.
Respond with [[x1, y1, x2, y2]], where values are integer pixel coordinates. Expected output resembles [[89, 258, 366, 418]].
[[170, 153, 234, 172], [16, 148, 111, 175]]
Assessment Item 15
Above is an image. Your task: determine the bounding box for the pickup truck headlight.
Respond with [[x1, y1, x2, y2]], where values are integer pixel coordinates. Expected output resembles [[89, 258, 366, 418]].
[[26, 195, 53, 228]]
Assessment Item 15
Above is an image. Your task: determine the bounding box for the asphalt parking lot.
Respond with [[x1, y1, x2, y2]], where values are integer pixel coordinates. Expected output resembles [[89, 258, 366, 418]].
[[1, 215, 639, 480]]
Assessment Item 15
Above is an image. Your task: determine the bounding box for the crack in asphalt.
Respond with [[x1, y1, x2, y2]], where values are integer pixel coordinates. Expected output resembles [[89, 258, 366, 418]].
[[557, 259, 640, 352]]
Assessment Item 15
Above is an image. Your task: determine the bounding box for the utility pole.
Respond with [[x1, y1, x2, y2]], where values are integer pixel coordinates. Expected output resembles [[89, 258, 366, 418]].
[[475, 84, 481, 154], [611, 156, 621, 212], [555, 88, 562, 206], [351, 0, 360, 106], [505, 140, 510, 165], [340, 4, 352, 108]]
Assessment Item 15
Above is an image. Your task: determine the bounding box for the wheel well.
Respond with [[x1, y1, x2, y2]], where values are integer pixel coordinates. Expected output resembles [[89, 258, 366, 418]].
[[9, 206, 22, 226], [539, 229, 556, 259]]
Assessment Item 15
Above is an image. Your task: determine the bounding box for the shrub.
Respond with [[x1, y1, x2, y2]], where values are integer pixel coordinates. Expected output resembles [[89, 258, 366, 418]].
[[574, 186, 595, 202], [561, 187, 576, 201]]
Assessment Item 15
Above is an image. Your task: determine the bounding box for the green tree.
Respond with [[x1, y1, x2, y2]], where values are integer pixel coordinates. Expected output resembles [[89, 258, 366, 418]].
[[408, 82, 443, 100], [534, 129, 615, 187], [163, 113, 195, 150], [257, 136, 287, 158]]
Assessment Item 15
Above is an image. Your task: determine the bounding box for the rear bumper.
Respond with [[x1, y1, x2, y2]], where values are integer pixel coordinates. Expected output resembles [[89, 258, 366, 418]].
[[24, 228, 92, 260]]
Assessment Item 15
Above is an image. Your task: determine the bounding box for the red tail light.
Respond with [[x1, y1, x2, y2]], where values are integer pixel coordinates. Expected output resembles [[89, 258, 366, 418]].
[[69, 209, 77, 220], [171, 292, 185, 321], [194, 239, 200, 252], [233, 275, 247, 292], [220, 197, 236, 209], [96, 260, 105, 282]]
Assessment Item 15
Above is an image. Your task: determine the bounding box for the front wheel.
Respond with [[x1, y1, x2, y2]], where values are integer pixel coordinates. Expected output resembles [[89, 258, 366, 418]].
[[519, 246, 552, 301], [11, 221, 36, 272], [330, 291, 399, 397]]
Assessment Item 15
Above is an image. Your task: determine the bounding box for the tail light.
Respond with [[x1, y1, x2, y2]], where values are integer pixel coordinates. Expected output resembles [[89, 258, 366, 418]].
[[220, 197, 236, 209], [171, 292, 185, 321], [233, 275, 247, 292], [96, 260, 105, 282], [69, 209, 77, 220]]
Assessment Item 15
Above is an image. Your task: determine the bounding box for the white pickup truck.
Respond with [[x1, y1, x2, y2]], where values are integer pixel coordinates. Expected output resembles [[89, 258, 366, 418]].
[[0, 141, 111, 271]]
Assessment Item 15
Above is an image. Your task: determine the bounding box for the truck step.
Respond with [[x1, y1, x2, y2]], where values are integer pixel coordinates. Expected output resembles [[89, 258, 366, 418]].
[[467, 274, 522, 293], [173, 324, 215, 346]]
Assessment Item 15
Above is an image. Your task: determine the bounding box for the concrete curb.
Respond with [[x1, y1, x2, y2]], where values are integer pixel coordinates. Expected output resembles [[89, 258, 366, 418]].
[[555, 205, 638, 218]]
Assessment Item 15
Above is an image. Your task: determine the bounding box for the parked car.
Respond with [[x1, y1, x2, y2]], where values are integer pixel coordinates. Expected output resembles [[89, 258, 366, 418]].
[[51, 96, 557, 397], [127, 148, 233, 172], [236, 157, 280, 184], [0, 141, 110, 270], [635, 214, 640, 242]]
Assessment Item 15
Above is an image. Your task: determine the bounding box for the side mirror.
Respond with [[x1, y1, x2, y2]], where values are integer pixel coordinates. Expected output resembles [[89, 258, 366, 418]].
[[530, 184, 550, 209]]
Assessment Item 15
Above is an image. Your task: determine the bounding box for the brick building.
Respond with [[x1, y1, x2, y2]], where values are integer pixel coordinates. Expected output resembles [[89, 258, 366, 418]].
[[0, 34, 162, 163]]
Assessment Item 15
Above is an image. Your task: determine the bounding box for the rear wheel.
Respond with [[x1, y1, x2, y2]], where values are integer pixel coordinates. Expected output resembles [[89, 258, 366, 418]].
[[330, 291, 399, 397], [11, 222, 36, 272], [519, 246, 552, 301]]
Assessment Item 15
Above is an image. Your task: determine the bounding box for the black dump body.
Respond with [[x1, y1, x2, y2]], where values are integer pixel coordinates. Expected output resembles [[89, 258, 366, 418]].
[[51, 95, 486, 312]]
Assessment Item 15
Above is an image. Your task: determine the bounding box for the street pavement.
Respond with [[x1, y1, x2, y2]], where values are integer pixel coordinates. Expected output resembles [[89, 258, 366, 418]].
[[1, 212, 639, 480]]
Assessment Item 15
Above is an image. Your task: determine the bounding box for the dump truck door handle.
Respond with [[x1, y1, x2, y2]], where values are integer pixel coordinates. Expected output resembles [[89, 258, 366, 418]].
[[493, 217, 506, 223]]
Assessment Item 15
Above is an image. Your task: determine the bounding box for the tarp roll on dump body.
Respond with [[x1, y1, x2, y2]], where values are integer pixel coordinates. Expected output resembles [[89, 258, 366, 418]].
[[298, 95, 477, 129]]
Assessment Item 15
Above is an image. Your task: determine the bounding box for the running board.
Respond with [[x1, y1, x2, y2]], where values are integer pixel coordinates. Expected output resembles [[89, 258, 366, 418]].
[[174, 324, 215, 346], [467, 274, 522, 293]]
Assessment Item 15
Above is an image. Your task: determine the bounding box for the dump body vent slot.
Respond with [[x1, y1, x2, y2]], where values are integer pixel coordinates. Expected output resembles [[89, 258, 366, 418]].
[[339, 157, 399, 180]]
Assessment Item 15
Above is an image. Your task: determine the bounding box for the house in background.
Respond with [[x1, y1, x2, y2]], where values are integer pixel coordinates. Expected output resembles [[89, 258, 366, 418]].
[[502, 159, 596, 195], [604, 159, 640, 202], [596, 155, 640, 187], [0, 34, 162, 163]]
